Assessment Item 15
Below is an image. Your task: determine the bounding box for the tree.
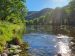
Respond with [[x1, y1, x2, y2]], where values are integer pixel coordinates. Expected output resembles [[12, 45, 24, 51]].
[[0, 0, 27, 53], [68, 0, 75, 25]]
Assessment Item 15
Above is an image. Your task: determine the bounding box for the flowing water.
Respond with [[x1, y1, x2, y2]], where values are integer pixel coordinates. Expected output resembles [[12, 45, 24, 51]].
[[23, 25, 75, 56], [56, 35, 71, 56]]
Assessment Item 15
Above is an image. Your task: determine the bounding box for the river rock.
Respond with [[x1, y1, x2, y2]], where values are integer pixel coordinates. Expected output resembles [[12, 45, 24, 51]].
[[14, 49, 22, 53], [9, 49, 14, 53], [13, 54, 19, 56], [2, 53, 8, 56], [10, 45, 20, 49]]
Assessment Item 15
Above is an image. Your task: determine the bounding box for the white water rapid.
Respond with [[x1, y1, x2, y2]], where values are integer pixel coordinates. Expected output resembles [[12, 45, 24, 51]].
[[56, 34, 71, 56]]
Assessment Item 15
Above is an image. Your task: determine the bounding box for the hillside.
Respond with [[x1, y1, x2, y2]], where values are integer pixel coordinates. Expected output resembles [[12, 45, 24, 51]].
[[26, 8, 53, 20], [26, 8, 68, 25]]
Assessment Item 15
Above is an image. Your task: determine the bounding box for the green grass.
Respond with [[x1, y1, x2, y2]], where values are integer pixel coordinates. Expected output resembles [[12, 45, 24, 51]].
[[0, 21, 26, 53]]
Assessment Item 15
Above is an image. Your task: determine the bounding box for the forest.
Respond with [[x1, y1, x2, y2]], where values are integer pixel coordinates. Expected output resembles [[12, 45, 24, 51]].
[[26, 0, 75, 26]]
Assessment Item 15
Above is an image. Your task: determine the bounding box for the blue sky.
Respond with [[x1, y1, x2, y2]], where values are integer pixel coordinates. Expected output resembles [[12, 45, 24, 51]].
[[26, 0, 70, 11]]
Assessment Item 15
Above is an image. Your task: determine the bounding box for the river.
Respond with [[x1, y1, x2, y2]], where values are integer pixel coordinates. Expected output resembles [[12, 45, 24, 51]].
[[23, 25, 75, 56]]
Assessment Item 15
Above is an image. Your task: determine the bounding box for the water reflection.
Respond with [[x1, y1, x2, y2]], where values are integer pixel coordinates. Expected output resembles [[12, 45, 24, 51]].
[[26, 25, 53, 34], [25, 25, 75, 56]]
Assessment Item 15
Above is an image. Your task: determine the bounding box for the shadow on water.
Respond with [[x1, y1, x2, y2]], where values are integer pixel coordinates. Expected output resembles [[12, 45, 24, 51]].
[[24, 25, 75, 56]]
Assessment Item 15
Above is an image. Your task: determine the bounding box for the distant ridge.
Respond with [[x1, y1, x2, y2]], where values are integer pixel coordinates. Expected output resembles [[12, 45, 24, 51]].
[[26, 8, 53, 20]]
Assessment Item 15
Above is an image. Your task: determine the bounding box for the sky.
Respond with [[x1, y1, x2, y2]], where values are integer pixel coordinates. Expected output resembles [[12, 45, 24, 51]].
[[26, 0, 70, 11]]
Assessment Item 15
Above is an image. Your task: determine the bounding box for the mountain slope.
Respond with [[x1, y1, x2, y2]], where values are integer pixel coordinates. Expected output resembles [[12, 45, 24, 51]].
[[26, 8, 53, 20]]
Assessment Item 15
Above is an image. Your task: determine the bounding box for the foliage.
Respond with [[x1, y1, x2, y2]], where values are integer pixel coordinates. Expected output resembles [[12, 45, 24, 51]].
[[26, 0, 75, 26], [65, 0, 75, 25], [0, 0, 27, 53], [26, 8, 68, 25]]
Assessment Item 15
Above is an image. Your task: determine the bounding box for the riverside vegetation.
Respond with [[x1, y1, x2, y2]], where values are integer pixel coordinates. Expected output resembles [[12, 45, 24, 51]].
[[0, 0, 29, 56]]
